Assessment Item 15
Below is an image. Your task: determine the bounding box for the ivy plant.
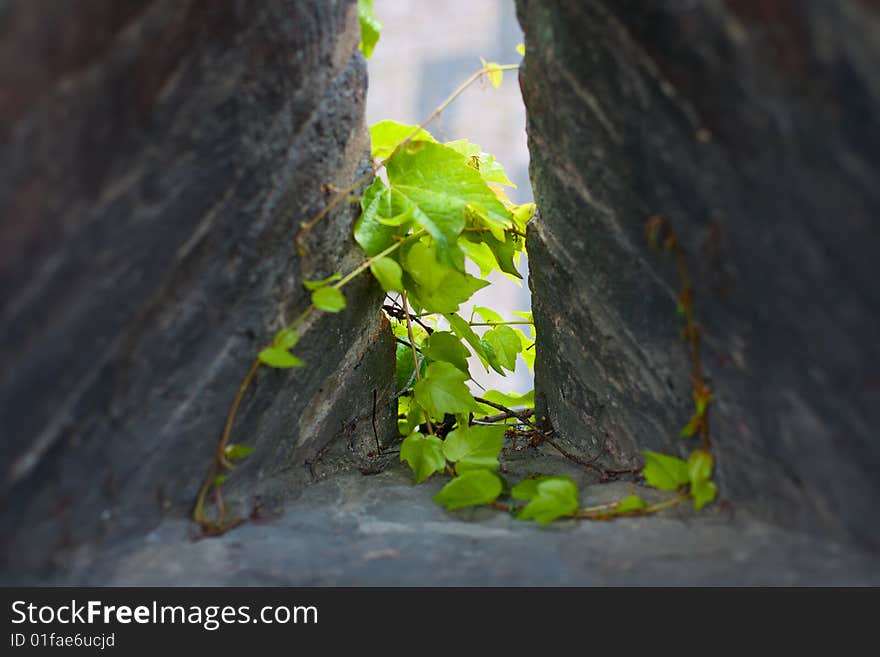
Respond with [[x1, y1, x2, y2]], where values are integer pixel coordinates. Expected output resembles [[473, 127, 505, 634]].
[[192, 22, 719, 533]]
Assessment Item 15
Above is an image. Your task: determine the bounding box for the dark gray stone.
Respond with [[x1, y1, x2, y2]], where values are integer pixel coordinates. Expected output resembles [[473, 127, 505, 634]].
[[517, 0, 880, 549], [0, 0, 396, 576], [8, 460, 878, 586]]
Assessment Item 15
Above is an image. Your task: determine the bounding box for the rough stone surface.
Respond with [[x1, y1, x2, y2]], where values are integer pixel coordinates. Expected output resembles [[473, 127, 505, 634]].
[[518, 0, 880, 550], [7, 458, 878, 586], [0, 0, 396, 576]]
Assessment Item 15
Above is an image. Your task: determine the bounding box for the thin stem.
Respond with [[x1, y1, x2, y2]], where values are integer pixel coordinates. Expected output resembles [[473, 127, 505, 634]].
[[334, 230, 423, 290], [402, 290, 433, 434], [193, 357, 261, 527], [572, 493, 687, 520], [468, 321, 533, 327]]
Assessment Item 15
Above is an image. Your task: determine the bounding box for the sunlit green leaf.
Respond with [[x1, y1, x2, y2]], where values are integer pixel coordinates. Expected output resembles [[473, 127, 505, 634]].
[[446, 312, 491, 370], [355, 177, 411, 256], [370, 256, 404, 293], [516, 43, 526, 56], [513, 476, 579, 524], [473, 306, 504, 323], [258, 347, 304, 369], [482, 325, 520, 373], [688, 449, 716, 510], [442, 424, 504, 472], [421, 331, 470, 375], [691, 480, 717, 510], [404, 240, 489, 313], [302, 273, 342, 290], [614, 495, 646, 514], [399, 431, 445, 483], [370, 120, 436, 160], [312, 286, 346, 313], [433, 469, 503, 510], [414, 361, 477, 418], [643, 451, 689, 491], [386, 141, 511, 266], [357, 0, 382, 59], [272, 328, 300, 350], [480, 57, 504, 89]]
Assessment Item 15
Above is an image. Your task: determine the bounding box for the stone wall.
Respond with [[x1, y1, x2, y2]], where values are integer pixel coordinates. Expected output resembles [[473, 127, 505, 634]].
[[517, 0, 880, 548], [0, 0, 395, 575]]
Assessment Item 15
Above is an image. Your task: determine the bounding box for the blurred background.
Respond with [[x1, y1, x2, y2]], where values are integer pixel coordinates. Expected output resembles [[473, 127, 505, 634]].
[[365, 0, 533, 394]]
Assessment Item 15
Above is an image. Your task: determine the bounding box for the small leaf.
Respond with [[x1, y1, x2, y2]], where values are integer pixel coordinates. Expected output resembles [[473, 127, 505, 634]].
[[433, 469, 503, 510], [473, 306, 504, 323], [442, 424, 504, 472], [258, 347, 304, 369], [476, 389, 535, 414], [302, 273, 342, 291], [514, 477, 579, 524], [421, 331, 471, 375], [688, 450, 713, 486], [691, 480, 718, 510], [446, 312, 491, 369], [480, 57, 503, 88], [614, 495, 646, 514], [482, 325, 520, 373], [642, 451, 689, 491], [399, 431, 445, 484], [688, 449, 716, 510], [516, 43, 526, 56], [272, 328, 300, 350], [213, 475, 227, 486], [370, 257, 404, 293], [224, 444, 254, 461], [312, 286, 346, 313], [369, 120, 436, 160], [357, 0, 382, 59], [414, 361, 477, 419]]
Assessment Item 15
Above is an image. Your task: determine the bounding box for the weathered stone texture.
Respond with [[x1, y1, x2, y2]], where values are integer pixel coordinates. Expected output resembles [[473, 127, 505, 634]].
[[0, 0, 395, 575], [518, 0, 880, 548]]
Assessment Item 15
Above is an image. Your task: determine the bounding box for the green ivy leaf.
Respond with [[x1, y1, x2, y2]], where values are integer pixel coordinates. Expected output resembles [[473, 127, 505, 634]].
[[271, 328, 300, 350], [482, 325, 520, 373], [258, 347, 304, 369], [370, 256, 404, 293], [404, 241, 489, 313], [480, 57, 504, 89], [477, 389, 535, 414], [444, 139, 516, 188], [224, 444, 254, 461], [385, 141, 512, 266], [370, 120, 436, 160], [302, 273, 342, 291], [688, 449, 716, 510], [643, 451, 689, 491], [312, 286, 346, 313], [473, 306, 504, 323], [691, 480, 717, 510], [414, 361, 477, 419], [433, 469, 503, 510], [446, 312, 491, 370], [614, 495, 646, 514], [357, 0, 382, 59], [512, 476, 579, 524], [355, 177, 411, 256], [399, 431, 445, 483], [421, 331, 471, 375], [395, 342, 418, 391], [442, 424, 504, 472]]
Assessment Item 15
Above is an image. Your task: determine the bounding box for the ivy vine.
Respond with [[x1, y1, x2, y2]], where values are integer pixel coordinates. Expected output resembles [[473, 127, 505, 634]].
[[192, 8, 717, 534]]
